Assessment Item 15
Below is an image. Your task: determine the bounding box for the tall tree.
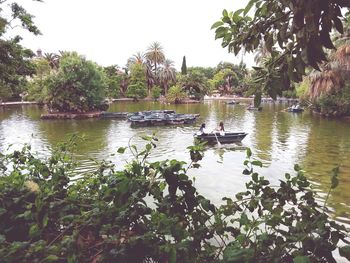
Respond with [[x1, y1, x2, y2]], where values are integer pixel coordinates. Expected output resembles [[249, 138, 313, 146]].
[[145, 41, 165, 78], [44, 52, 60, 70], [126, 52, 146, 69], [181, 56, 187, 75], [127, 52, 155, 97], [126, 63, 147, 100], [0, 0, 41, 100], [212, 0, 350, 102], [159, 59, 176, 95], [178, 69, 209, 98]]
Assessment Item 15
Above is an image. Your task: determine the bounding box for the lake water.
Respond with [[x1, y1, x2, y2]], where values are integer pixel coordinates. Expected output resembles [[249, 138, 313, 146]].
[[1, 100, 350, 224]]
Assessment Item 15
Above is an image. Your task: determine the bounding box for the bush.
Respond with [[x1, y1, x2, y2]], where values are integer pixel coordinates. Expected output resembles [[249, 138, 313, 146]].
[[296, 78, 310, 99], [313, 85, 350, 116], [46, 52, 107, 113], [151, 86, 161, 100], [166, 85, 187, 103], [126, 83, 147, 100], [0, 137, 349, 262]]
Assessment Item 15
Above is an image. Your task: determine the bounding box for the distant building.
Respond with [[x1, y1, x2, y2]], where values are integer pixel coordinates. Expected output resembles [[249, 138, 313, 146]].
[[36, 48, 43, 58]]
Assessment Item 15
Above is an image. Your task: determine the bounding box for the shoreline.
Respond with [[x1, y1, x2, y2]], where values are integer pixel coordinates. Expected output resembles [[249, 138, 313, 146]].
[[0, 101, 40, 106], [0, 96, 298, 107]]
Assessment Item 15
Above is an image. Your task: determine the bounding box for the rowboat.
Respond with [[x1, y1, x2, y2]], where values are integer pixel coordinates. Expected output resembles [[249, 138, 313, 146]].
[[247, 106, 262, 111], [226, 100, 240, 105], [128, 110, 199, 126], [287, 107, 304, 113], [194, 132, 248, 144]]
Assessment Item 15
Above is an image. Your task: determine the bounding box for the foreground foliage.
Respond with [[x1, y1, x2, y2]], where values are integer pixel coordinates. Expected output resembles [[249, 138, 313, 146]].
[[0, 137, 349, 262]]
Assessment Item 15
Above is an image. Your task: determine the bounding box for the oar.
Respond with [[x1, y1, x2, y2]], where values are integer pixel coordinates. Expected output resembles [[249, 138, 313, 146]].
[[213, 132, 222, 148]]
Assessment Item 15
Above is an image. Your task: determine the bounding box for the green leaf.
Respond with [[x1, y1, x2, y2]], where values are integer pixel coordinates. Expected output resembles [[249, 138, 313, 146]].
[[146, 143, 152, 152], [294, 164, 301, 171], [333, 17, 344, 34], [29, 224, 40, 238], [239, 213, 249, 226], [243, 169, 251, 175], [233, 9, 244, 17], [141, 135, 152, 141], [331, 176, 339, 189], [320, 30, 335, 49], [339, 246, 350, 260], [211, 21, 224, 29], [293, 256, 310, 263], [43, 214, 49, 227], [244, 0, 256, 15], [251, 160, 262, 167], [223, 9, 228, 17], [246, 148, 252, 158], [117, 147, 126, 154]]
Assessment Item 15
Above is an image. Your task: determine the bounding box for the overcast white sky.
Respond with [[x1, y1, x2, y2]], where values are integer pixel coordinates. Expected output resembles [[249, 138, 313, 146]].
[[15, 0, 253, 70]]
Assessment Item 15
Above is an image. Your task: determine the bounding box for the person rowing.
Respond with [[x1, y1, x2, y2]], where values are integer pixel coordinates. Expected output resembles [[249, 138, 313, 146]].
[[198, 123, 209, 135], [215, 121, 225, 136]]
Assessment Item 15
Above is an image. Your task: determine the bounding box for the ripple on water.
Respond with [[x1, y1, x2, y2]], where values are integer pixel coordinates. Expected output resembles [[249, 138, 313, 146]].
[[1, 102, 350, 225]]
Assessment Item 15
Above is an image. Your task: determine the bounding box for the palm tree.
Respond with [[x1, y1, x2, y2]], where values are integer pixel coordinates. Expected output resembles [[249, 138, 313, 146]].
[[127, 52, 155, 97], [159, 59, 176, 95], [127, 52, 146, 69], [44, 53, 59, 70], [145, 42, 165, 78], [145, 61, 155, 97]]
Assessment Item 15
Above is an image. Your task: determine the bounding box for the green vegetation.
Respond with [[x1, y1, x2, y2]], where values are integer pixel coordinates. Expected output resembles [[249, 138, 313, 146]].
[[151, 85, 161, 100], [104, 65, 123, 99], [1, 0, 350, 261], [0, 0, 40, 101], [314, 85, 350, 116], [45, 52, 107, 112], [166, 85, 187, 103], [126, 63, 148, 100], [177, 69, 210, 99], [213, 0, 350, 112], [0, 137, 349, 262], [24, 58, 51, 103]]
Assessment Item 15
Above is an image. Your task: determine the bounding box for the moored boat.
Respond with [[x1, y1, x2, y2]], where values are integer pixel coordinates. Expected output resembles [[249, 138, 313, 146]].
[[226, 100, 240, 105], [128, 110, 199, 126], [247, 106, 262, 111], [194, 132, 248, 144], [287, 107, 304, 113]]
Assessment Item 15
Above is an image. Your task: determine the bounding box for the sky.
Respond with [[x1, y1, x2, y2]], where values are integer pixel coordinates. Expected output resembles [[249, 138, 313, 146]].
[[14, 0, 253, 70]]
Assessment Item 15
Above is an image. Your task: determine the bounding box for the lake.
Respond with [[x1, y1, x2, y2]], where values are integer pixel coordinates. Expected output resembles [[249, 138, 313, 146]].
[[1, 100, 350, 224]]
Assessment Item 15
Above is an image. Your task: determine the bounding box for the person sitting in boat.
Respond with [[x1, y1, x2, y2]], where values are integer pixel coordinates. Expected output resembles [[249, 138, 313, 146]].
[[215, 121, 225, 136], [198, 123, 208, 135]]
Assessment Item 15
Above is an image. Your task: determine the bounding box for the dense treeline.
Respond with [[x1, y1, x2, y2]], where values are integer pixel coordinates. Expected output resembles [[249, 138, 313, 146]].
[[22, 48, 249, 107]]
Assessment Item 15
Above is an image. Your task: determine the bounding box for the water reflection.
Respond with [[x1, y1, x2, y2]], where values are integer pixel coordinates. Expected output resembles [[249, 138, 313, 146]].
[[301, 115, 350, 222], [1, 101, 350, 223]]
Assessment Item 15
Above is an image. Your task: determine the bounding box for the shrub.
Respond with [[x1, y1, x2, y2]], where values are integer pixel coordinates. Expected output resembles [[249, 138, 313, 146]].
[[151, 86, 161, 100], [313, 85, 350, 116], [45, 52, 107, 113], [0, 137, 349, 262], [166, 85, 187, 103]]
